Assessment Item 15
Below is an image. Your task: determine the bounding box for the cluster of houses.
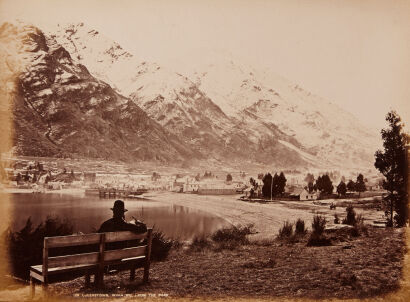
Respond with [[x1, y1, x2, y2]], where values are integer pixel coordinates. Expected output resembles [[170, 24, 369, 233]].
[[168, 175, 246, 195], [1, 157, 384, 200]]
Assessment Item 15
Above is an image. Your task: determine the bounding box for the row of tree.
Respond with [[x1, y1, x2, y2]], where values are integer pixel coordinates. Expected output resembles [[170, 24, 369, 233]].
[[336, 174, 366, 196], [248, 172, 287, 199], [262, 172, 287, 198], [305, 172, 367, 197]]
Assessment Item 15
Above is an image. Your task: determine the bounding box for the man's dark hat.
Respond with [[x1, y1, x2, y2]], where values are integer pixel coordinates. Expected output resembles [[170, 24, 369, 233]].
[[111, 199, 128, 212]]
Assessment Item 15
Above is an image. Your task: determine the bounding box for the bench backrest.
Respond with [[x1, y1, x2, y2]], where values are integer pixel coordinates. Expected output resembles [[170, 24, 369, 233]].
[[42, 229, 153, 276]]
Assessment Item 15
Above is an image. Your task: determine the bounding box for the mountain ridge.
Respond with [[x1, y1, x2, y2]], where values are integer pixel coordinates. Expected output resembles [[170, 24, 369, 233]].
[[1, 21, 380, 171], [0, 22, 198, 163]]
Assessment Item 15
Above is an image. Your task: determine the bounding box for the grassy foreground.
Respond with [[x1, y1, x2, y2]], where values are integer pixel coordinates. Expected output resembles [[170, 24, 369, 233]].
[[45, 226, 406, 300]]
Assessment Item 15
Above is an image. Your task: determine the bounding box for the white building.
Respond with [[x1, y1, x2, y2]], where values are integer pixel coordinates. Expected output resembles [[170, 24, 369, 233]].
[[299, 189, 318, 201], [183, 181, 200, 193]]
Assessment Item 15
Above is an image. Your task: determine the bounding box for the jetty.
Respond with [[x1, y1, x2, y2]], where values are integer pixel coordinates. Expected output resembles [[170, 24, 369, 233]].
[[98, 188, 148, 198]]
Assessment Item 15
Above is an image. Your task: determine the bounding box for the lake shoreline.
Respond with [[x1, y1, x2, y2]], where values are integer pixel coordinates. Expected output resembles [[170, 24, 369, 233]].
[[147, 191, 386, 240]]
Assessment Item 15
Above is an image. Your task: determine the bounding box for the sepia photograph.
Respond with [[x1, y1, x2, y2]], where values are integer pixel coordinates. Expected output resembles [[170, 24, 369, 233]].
[[0, 0, 409, 301]]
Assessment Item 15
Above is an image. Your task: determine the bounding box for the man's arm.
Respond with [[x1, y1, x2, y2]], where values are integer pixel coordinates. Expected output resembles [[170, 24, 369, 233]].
[[125, 220, 147, 234]]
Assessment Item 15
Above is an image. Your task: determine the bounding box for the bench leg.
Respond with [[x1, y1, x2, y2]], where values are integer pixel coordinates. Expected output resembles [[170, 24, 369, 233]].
[[143, 263, 150, 283], [30, 277, 35, 299], [42, 283, 48, 298], [85, 272, 90, 287], [95, 271, 104, 288], [130, 266, 136, 281]]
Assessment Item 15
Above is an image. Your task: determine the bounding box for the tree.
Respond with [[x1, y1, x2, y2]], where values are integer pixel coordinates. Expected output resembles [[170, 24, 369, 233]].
[[262, 173, 273, 198], [374, 111, 409, 227], [262, 172, 287, 198], [203, 171, 213, 178], [336, 181, 347, 196], [315, 174, 333, 195], [355, 174, 366, 197], [249, 177, 257, 188], [307, 181, 315, 193], [304, 173, 314, 184], [226, 173, 233, 182], [151, 172, 161, 181], [347, 180, 356, 192], [249, 177, 258, 199], [277, 172, 287, 195]]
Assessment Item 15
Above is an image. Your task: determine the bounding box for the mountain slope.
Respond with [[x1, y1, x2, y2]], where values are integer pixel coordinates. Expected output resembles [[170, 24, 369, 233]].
[[49, 22, 379, 169], [48, 23, 312, 167], [189, 60, 380, 167], [0, 22, 197, 163]]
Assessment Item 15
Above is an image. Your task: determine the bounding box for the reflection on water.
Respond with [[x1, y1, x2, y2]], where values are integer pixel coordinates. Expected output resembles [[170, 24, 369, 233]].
[[10, 193, 229, 240]]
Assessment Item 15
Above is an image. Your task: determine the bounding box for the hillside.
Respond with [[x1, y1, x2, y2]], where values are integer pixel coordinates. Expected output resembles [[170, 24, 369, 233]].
[[49, 23, 309, 168], [49, 23, 381, 170], [189, 59, 380, 167], [0, 22, 197, 163], [0, 21, 382, 170]]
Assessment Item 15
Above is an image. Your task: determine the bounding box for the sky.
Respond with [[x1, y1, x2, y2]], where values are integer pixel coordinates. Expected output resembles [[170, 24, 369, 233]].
[[1, 0, 409, 131]]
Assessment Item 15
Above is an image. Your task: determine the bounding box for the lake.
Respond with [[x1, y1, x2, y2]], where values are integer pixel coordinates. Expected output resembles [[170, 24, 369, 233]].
[[9, 191, 230, 240]]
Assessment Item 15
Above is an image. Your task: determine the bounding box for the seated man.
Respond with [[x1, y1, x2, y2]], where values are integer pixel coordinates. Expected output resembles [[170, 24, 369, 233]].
[[97, 200, 147, 277], [98, 199, 147, 234]]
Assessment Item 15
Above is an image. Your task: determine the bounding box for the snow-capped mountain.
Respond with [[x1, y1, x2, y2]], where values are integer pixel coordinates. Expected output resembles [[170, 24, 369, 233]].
[[6, 22, 380, 170], [188, 59, 380, 167], [0, 22, 197, 162], [49, 23, 311, 167]]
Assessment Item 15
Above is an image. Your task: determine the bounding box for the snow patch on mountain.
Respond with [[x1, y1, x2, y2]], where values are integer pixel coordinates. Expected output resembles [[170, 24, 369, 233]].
[[47, 22, 380, 170]]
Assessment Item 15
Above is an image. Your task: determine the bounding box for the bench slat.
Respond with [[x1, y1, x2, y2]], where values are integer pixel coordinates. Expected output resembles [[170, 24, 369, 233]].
[[104, 246, 147, 262], [31, 263, 97, 275], [46, 233, 101, 248], [48, 252, 100, 268], [29, 270, 44, 282], [104, 231, 148, 243]]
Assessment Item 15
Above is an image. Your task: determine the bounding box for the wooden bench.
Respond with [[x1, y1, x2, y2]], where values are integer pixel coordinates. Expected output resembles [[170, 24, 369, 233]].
[[29, 228, 153, 298]]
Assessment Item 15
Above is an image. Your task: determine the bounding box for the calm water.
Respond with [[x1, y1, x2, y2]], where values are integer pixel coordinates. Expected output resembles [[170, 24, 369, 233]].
[[9, 192, 229, 240]]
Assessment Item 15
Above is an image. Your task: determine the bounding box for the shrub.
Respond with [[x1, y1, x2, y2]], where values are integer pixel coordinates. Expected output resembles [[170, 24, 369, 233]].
[[189, 236, 211, 252], [311, 215, 326, 236], [351, 214, 368, 237], [307, 215, 331, 246], [307, 234, 332, 246], [334, 214, 340, 224], [295, 218, 307, 235], [350, 226, 360, 237], [356, 213, 364, 225], [150, 230, 174, 261], [6, 216, 74, 280], [211, 224, 254, 245], [278, 221, 293, 239], [342, 205, 357, 225], [214, 240, 240, 251]]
